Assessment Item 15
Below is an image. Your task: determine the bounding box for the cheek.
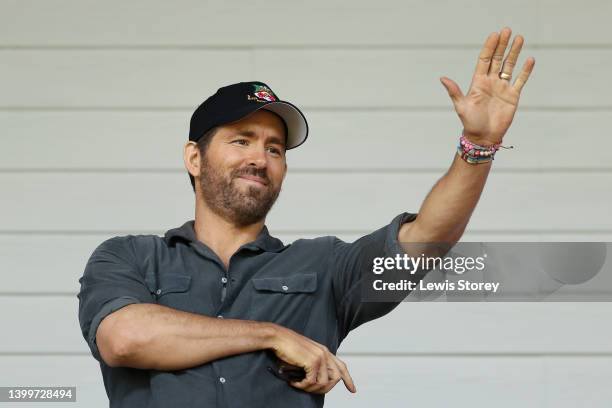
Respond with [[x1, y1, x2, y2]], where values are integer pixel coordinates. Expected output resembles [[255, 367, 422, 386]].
[[207, 150, 242, 175], [208, 144, 243, 165], [268, 162, 286, 186]]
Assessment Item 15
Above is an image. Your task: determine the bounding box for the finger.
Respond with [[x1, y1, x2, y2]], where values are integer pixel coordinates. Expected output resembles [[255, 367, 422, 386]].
[[333, 355, 356, 393], [440, 77, 464, 107], [290, 349, 327, 392], [316, 352, 329, 388], [500, 35, 525, 79], [317, 363, 343, 394], [489, 27, 512, 75], [512, 56, 536, 93], [475, 32, 500, 76], [296, 357, 320, 389]]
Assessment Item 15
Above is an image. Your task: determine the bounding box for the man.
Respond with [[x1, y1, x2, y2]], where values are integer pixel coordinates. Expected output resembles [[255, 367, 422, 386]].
[[77, 27, 534, 407]]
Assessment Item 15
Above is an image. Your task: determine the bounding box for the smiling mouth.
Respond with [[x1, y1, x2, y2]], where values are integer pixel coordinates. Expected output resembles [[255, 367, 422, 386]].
[[237, 175, 268, 186]]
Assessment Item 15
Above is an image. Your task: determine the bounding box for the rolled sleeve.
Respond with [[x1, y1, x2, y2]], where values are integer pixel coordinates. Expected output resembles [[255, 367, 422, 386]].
[[77, 236, 154, 362], [331, 212, 418, 343]]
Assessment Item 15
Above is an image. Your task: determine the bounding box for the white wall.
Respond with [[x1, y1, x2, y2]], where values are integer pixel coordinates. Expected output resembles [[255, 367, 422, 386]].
[[1, 1, 611, 407]]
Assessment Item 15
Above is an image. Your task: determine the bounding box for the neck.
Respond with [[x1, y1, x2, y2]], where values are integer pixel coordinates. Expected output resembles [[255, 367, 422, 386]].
[[193, 195, 265, 268]]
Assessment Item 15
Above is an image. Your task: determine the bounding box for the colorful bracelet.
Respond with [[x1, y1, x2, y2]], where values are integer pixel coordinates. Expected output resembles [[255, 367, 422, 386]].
[[457, 134, 514, 164]]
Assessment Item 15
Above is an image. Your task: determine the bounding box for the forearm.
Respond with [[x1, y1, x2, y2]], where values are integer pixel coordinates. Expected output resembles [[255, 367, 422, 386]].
[[401, 152, 491, 244], [105, 303, 277, 371]]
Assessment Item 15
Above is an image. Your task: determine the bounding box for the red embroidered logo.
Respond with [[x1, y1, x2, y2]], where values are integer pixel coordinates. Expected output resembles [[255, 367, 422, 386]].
[[247, 84, 277, 103]]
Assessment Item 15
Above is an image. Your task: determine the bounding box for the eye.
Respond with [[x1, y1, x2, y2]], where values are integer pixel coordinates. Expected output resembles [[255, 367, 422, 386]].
[[231, 139, 248, 146], [266, 146, 283, 156]]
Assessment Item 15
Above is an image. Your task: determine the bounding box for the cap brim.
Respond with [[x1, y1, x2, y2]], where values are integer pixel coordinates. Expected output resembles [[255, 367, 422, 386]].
[[216, 100, 308, 150], [259, 101, 308, 150]]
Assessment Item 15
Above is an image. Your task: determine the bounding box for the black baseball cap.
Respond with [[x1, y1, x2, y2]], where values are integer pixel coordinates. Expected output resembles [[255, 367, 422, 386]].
[[189, 81, 309, 149]]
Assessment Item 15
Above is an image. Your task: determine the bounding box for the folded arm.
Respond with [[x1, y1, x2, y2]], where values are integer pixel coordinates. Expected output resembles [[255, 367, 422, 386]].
[[97, 302, 275, 370], [97, 303, 356, 393]]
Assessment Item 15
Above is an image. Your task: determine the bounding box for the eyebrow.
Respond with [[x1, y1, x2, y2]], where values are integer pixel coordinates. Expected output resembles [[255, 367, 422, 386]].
[[235, 129, 286, 147]]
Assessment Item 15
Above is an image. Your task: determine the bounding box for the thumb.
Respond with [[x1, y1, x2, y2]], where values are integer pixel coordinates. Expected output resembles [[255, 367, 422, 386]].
[[440, 76, 464, 105]]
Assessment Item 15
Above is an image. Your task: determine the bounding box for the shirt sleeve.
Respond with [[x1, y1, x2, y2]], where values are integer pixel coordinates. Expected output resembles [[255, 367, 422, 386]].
[[331, 212, 421, 344], [77, 236, 155, 362]]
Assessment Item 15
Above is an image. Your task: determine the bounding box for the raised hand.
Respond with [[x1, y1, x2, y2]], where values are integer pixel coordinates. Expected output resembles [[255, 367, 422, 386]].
[[440, 27, 535, 146]]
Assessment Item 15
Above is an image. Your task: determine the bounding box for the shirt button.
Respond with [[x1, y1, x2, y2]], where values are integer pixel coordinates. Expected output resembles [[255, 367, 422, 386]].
[[221, 277, 228, 284], [282, 285, 289, 291], [219, 377, 226, 384], [217, 315, 223, 319], [156, 289, 162, 295]]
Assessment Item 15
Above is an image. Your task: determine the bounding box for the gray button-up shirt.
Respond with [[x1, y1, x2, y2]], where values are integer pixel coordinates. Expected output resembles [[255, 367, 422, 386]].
[[77, 212, 417, 408]]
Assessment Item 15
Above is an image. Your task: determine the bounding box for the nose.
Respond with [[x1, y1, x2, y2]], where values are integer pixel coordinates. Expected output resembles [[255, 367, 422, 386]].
[[246, 144, 268, 168]]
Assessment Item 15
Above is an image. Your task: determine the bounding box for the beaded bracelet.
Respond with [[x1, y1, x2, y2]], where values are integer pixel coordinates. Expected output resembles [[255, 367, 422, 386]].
[[457, 134, 514, 164]]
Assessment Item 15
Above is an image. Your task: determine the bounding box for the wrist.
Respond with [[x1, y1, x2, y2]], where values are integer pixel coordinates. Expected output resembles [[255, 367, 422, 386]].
[[462, 132, 501, 147], [457, 133, 505, 165], [259, 321, 282, 351]]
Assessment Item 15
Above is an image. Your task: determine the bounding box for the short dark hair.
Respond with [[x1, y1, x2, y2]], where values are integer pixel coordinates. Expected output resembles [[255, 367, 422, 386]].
[[189, 126, 219, 193]]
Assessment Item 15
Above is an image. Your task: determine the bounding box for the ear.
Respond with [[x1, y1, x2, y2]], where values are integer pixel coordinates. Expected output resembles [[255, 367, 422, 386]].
[[184, 141, 201, 179]]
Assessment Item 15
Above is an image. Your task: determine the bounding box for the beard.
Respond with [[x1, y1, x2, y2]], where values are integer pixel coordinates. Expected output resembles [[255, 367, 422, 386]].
[[198, 156, 281, 227]]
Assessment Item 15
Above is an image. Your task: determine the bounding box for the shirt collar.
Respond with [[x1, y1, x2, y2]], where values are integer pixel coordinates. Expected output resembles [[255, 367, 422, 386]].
[[164, 220, 286, 253]]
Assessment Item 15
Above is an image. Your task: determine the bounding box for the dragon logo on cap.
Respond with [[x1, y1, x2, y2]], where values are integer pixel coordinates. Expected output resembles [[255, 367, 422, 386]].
[[248, 84, 277, 103]]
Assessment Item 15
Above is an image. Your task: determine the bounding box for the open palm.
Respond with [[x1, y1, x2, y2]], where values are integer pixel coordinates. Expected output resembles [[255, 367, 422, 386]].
[[441, 27, 536, 146]]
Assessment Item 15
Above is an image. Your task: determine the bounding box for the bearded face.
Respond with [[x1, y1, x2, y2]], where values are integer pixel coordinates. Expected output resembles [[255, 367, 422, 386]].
[[198, 154, 282, 227], [190, 109, 288, 227]]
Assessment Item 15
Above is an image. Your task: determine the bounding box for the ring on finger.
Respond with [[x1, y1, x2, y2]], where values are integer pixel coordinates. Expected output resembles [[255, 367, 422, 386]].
[[499, 72, 512, 81]]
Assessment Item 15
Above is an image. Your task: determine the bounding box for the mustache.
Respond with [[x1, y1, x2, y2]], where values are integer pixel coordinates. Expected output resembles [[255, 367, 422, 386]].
[[232, 166, 270, 184]]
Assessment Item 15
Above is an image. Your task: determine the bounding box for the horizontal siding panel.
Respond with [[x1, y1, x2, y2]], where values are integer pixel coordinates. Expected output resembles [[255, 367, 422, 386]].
[[2, 49, 611, 108], [340, 302, 612, 354], [3, 233, 612, 294], [327, 356, 612, 408], [326, 355, 544, 407], [2, 111, 188, 170], [2, 297, 611, 354], [254, 49, 611, 109], [0, 50, 251, 108], [3, 111, 612, 171], [0, 0, 538, 46], [1, 234, 107, 293], [5, 1, 612, 47], [539, 0, 612, 45], [1, 172, 610, 232], [543, 357, 612, 406]]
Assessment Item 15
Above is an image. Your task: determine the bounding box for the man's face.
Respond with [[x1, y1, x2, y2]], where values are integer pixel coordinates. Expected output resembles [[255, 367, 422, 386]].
[[198, 109, 288, 226]]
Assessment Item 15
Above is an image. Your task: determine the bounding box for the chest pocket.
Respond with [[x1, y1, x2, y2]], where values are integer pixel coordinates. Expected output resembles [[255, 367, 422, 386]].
[[249, 274, 317, 333], [154, 273, 193, 311]]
